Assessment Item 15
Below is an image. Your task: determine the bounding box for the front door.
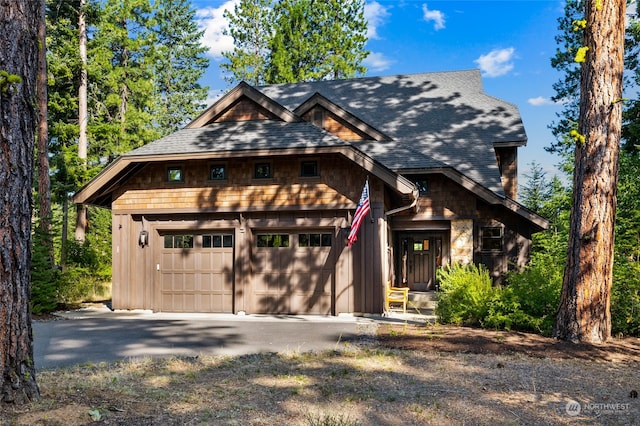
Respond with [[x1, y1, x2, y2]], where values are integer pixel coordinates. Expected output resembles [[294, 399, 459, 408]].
[[397, 233, 445, 291]]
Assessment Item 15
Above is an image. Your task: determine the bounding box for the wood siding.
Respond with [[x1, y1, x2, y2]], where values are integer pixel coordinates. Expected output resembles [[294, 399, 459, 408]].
[[110, 160, 388, 314], [495, 146, 518, 200], [302, 106, 371, 141], [215, 97, 279, 122], [113, 156, 364, 213]]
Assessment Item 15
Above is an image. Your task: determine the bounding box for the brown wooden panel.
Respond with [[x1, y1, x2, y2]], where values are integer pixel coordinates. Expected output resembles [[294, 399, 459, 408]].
[[251, 231, 334, 314], [159, 234, 234, 313]]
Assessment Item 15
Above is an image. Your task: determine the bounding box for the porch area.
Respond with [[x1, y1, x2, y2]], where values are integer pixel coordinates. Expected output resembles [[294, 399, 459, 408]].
[[384, 290, 438, 322]]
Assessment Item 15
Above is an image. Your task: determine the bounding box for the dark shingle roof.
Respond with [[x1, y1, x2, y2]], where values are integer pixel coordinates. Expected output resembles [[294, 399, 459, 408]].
[[126, 120, 349, 156], [129, 70, 526, 196], [258, 70, 526, 195]]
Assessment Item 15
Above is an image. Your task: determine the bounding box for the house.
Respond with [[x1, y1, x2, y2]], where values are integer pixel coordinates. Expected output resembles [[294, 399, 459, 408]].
[[74, 70, 548, 315]]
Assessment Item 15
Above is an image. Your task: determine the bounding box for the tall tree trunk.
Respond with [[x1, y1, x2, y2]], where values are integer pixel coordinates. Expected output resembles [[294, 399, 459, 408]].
[[36, 0, 52, 261], [61, 197, 69, 268], [0, 0, 42, 404], [554, 0, 626, 344], [75, 0, 88, 242]]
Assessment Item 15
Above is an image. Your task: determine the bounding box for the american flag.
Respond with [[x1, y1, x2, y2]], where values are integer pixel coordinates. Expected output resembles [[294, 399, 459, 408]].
[[347, 180, 371, 247]]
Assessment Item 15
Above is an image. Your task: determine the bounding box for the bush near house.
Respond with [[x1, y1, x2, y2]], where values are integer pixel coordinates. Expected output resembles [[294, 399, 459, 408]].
[[436, 260, 561, 336], [436, 256, 640, 338], [483, 254, 562, 336], [435, 263, 495, 326]]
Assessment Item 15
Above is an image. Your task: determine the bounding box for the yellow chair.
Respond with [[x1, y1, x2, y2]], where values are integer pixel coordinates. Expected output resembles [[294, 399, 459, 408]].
[[385, 283, 409, 314]]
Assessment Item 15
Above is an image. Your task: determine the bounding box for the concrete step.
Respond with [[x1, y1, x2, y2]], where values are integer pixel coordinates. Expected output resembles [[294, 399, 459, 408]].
[[408, 291, 438, 310]]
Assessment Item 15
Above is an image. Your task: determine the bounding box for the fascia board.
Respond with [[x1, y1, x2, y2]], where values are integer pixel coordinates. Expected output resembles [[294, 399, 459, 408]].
[[186, 82, 299, 128], [73, 156, 130, 204], [419, 167, 549, 230]]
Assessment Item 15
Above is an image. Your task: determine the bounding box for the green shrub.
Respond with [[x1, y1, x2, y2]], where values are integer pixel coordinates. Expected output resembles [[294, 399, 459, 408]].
[[611, 256, 640, 337], [483, 256, 562, 336], [59, 238, 111, 304], [31, 226, 61, 315], [435, 262, 494, 326]]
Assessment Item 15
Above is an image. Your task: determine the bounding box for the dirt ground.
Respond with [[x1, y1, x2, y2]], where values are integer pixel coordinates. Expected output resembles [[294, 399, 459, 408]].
[[1, 321, 639, 425], [377, 322, 640, 363]]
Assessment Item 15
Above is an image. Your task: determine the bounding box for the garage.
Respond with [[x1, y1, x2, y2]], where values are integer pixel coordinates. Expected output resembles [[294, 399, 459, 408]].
[[159, 232, 234, 312], [252, 231, 335, 314]]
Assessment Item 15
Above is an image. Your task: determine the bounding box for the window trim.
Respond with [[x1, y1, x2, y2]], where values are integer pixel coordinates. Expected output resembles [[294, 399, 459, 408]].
[[209, 163, 227, 181], [202, 233, 233, 248], [300, 160, 319, 178], [256, 233, 290, 248], [298, 233, 332, 247], [480, 226, 504, 252], [166, 165, 184, 183], [254, 162, 272, 179], [163, 234, 194, 249]]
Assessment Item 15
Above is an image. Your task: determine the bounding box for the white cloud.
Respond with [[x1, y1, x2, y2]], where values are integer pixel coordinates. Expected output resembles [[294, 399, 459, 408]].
[[364, 1, 390, 40], [363, 51, 394, 72], [528, 96, 555, 106], [474, 47, 516, 77], [196, 1, 237, 60], [422, 4, 445, 30]]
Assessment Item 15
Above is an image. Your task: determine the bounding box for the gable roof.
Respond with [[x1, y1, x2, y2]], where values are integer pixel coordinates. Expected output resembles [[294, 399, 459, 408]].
[[74, 69, 546, 230], [186, 81, 300, 127], [293, 92, 390, 141], [258, 69, 526, 196]]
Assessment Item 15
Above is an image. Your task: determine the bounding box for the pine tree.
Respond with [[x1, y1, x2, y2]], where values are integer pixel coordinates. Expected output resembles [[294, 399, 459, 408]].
[[154, 0, 210, 135], [268, 0, 368, 83], [222, 0, 369, 85], [89, 0, 160, 160], [548, 0, 584, 156], [221, 0, 273, 86], [0, 0, 42, 404], [520, 161, 551, 214], [554, 0, 626, 343]]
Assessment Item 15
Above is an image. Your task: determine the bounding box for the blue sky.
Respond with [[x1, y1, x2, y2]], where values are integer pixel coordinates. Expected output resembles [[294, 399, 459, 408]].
[[192, 0, 571, 183]]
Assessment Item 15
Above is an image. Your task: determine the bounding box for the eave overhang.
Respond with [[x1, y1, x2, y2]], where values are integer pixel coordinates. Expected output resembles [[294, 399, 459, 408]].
[[402, 166, 549, 231], [73, 145, 417, 209]]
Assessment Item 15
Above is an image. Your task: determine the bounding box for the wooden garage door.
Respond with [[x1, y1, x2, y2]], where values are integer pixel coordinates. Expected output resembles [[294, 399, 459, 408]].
[[159, 233, 234, 312], [252, 231, 334, 314]]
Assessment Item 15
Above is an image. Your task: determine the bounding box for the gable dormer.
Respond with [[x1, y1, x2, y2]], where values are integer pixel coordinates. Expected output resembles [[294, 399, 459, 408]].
[[186, 81, 300, 128], [294, 93, 390, 142]]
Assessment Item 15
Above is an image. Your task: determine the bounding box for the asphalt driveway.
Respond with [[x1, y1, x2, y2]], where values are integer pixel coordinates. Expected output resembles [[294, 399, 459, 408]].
[[33, 307, 381, 370]]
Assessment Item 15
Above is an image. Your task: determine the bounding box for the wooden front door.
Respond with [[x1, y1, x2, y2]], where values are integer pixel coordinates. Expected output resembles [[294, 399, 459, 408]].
[[398, 233, 445, 291]]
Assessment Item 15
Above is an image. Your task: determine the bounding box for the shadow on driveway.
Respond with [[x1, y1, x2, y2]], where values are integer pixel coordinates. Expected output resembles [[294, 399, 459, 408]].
[[33, 307, 374, 370]]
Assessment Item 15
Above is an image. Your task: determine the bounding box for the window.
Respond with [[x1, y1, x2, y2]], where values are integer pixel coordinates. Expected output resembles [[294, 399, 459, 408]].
[[300, 160, 318, 177], [298, 233, 332, 247], [209, 164, 226, 180], [203, 234, 233, 248], [415, 179, 429, 194], [167, 166, 183, 182], [481, 227, 503, 251], [407, 175, 429, 194], [256, 234, 289, 247], [164, 234, 194, 249], [254, 162, 271, 179], [413, 239, 429, 252]]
